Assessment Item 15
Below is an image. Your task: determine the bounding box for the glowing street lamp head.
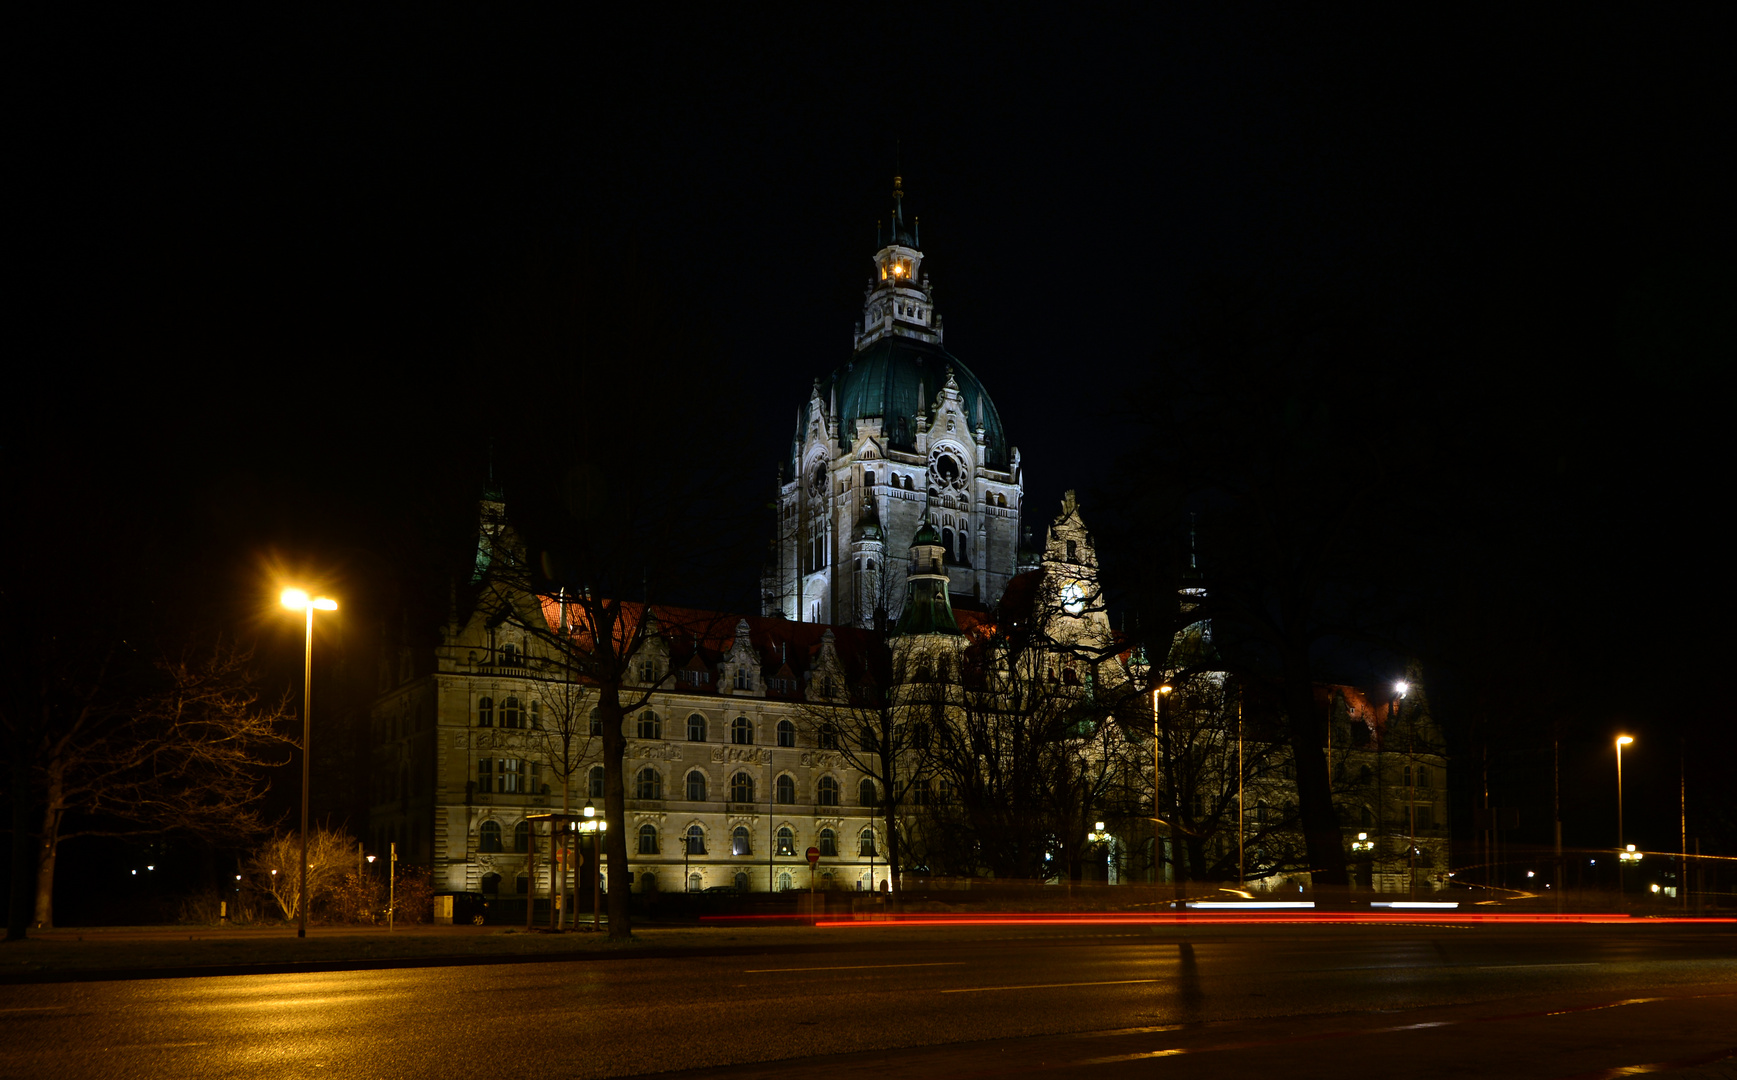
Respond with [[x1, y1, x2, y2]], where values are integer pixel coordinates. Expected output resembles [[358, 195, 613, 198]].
[[1394, 681, 1409, 697], [281, 589, 337, 612], [1616, 735, 1633, 747]]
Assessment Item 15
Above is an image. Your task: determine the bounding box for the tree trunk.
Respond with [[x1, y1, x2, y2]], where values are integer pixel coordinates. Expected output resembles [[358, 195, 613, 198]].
[[598, 685, 632, 940], [1286, 670, 1347, 887], [33, 793, 61, 930]]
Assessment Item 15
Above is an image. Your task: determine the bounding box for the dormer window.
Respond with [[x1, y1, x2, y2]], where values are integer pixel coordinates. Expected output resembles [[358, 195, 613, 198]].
[[734, 668, 751, 691]]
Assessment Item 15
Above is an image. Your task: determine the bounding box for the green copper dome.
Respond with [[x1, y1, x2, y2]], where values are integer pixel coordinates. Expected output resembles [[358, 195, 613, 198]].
[[795, 336, 1009, 470]]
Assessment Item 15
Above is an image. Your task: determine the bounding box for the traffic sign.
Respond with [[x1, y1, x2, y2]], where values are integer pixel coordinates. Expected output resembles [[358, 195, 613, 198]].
[[805, 846, 820, 866]]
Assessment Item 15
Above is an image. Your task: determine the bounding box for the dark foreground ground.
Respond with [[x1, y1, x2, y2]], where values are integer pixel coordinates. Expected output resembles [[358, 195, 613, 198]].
[[1, 921, 1733, 1078]]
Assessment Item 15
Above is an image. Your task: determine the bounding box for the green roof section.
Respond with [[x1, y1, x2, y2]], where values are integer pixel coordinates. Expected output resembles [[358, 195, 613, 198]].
[[795, 336, 1009, 470]]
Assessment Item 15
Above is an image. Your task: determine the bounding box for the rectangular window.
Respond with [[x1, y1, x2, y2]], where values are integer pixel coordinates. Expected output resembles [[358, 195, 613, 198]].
[[734, 668, 750, 690], [1415, 805, 1436, 830], [499, 758, 524, 794], [529, 762, 543, 795], [477, 758, 492, 794]]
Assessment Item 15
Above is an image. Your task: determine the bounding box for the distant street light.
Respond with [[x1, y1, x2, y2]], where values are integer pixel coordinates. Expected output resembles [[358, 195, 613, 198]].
[[282, 588, 337, 939], [1616, 735, 1634, 894]]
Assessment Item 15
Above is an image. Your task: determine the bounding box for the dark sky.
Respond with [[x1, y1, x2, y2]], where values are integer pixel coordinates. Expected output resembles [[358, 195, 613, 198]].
[[17, 7, 1732, 853]]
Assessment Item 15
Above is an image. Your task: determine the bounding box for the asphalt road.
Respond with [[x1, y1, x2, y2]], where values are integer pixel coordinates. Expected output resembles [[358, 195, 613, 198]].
[[2, 923, 1733, 1078]]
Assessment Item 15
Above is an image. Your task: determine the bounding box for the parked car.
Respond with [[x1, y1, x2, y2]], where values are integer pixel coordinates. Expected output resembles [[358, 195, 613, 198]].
[[435, 891, 491, 925]]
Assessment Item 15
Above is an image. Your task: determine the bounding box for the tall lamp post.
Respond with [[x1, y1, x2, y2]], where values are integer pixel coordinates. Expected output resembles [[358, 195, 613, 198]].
[[1616, 735, 1634, 892], [1152, 682, 1173, 895], [281, 588, 337, 939], [580, 800, 607, 931]]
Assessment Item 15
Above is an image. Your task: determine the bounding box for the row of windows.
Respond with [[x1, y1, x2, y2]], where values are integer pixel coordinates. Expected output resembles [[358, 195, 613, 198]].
[[637, 823, 876, 858], [612, 766, 873, 807], [477, 820, 879, 860]]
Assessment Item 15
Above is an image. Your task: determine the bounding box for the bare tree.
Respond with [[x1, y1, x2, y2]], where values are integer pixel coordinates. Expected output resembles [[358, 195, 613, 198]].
[[250, 826, 356, 923], [3, 635, 296, 934], [791, 630, 950, 890]]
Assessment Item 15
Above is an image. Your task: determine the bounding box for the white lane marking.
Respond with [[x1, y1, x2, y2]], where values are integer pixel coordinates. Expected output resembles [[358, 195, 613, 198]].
[[743, 972, 972, 979], [942, 979, 1160, 994]]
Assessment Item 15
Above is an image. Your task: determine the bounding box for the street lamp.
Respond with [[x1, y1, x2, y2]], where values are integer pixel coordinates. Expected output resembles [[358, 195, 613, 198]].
[[1152, 682, 1173, 893], [281, 587, 337, 939], [1616, 735, 1633, 892], [579, 799, 608, 931], [1395, 681, 1417, 900]]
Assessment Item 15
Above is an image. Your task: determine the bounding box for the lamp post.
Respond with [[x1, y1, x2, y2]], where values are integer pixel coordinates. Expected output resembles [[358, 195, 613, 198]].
[[580, 800, 607, 930], [1152, 682, 1172, 894], [281, 588, 337, 940], [1616, 735, 1633, 893], [1396, 681, 1415, 901]]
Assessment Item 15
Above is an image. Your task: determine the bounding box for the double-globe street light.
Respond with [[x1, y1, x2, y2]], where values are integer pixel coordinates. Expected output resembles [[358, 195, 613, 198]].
[[281, 588, 337, 939]]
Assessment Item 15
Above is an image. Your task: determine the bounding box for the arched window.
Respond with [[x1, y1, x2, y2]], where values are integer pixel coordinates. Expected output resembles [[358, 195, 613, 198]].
[[942, 527, 955, 561], [500, 643, 519, 667], [636, 767, 663, 800], [479, 821, 503, 853], [732, 716, 754, 745], [864, 469, 875, 486], [500, 696, 521, 728], [638, 824, 659, 855], [477, 696, 493, 727], [688, 872, 703, 893], [513, 820, 530, 853], [818, 828, 837, 856], [637, 711, 661, 739], [1360, 805, 1374, 827], [730, 772, 754, 803], [1065, 539, 1078, 562], [776, 774, 796, 804], [640, 872, 657, 892], [777, 826, 795, 856], [732, 826, 751, 856], [777, 719, 797, 747], [859, 830, 877, 857], [589, 765, 604, 799], [685, 769, 707, 801], [687, 714, 707, 742], [480, 872, 501, 896], [589, 708, 604, 736], [817, 775, 840, 806], [859, 779, 877, 807], [778, 871, 794, 891], [819, 723, 839, 750], [685, 824, 705, 855], [733, 871, 750, 891]]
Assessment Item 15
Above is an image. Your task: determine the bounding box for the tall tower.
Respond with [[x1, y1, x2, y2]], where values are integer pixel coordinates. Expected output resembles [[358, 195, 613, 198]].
[[764, 178, 1026, 627]]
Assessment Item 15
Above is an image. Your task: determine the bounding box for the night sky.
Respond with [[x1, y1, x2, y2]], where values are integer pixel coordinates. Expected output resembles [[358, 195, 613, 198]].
[[14, 7, 1732, 892]]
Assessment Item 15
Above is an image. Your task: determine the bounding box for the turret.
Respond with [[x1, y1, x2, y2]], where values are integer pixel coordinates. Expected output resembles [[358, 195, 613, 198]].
[[894, 513, 959, 636]]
